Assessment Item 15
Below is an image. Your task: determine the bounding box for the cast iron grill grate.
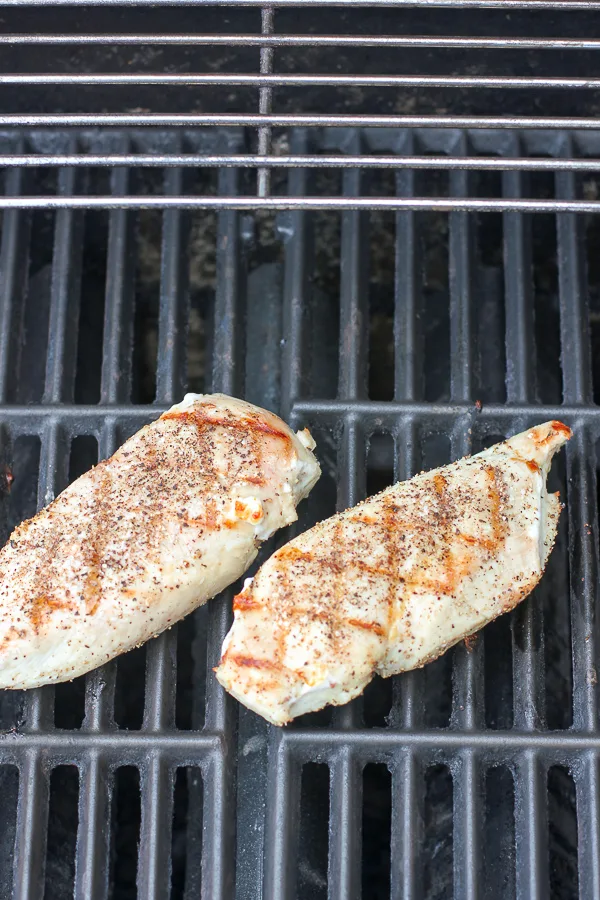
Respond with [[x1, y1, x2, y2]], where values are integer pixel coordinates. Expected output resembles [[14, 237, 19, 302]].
[[0, 2, 599, 898]]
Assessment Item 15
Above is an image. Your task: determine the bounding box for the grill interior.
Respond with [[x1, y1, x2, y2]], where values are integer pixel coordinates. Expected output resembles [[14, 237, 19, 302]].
[[0, 2, 599, 898]]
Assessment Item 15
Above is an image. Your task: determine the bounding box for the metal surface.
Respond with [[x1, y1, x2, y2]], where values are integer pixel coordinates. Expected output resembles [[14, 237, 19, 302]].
[[0, 2, 597, 899]]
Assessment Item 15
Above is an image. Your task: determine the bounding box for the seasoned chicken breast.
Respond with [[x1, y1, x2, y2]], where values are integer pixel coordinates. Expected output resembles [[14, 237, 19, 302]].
[[216, 421, 570, 725], [0, 394, 320, 689]]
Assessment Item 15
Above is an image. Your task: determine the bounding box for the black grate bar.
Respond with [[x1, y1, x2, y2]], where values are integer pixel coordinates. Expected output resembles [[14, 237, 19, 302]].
[[43, 155, 85, 404], [210, 167, 242, 401], [13, 420, 70, 899], [394, 134, 420, 402], [328, 750, 363, 900], [0, 151, 29, 402], [264, 735, 301, 899], [575, 755, 600, 900], [448, 159, 484, 900], [13, 753, 49, 900], [100, 144, 135, 404], [556, 160, 593, 405], [453, 753, 482, 900], [200, 161, 240, 900], [11, 73, 600, 90], [6, 727, 600, 758], [338, 156, 368, 401], [391, 750, 422, 900], [566, 427, 600, 900], [329, 157, 367, 875], [280, 129, 309, 417], [515, 753, 549, 900], [503, 139, 535, 403], [390, 411, 419, 900], [155, 156, 190, 402], [449, 159, 475, 404], [74, 421, 119, 899], [137, 755, 175, 900], [4, 399, 600, 426], [566, 425, 599, 733], [74, 753, 112, 900], [11, 33, 600, 50]]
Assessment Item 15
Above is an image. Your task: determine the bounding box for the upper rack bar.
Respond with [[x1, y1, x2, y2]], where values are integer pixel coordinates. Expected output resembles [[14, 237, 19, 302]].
[[5, 0, 600, 8], [5, 74, 600, 88], [2, 154, 600, 170], [4, 34, 600, 49], [3, 113, 600, 128], [3, 196, 600, 211]]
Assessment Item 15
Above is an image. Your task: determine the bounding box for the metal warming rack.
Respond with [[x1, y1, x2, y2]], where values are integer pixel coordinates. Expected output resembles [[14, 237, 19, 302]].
[[0, 1, 598, 898]]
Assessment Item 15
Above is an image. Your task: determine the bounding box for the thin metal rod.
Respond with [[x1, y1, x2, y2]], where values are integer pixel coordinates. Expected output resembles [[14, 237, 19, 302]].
[[6, 33, 600, 49], [7, 153, 600, 171], [5, 196, 600, 212], [5, 112, 600, 128], [7, 72, 600, 88], [4, 0, 600, 8]]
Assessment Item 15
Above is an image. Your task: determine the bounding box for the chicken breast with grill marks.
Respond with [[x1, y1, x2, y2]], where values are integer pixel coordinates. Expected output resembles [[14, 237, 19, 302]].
[[216, 421, 571, 725], [0, 393, 320, 689]]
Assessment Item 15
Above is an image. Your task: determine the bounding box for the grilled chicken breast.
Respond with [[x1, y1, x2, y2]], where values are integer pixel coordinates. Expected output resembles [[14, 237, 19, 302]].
[[0, 394, 320, 689], [216, 421, 570, 725]]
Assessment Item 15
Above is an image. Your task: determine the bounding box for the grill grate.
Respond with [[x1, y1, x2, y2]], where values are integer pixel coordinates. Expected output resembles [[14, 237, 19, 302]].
[[0, 3, 599, 899]]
